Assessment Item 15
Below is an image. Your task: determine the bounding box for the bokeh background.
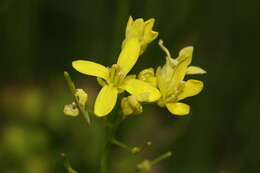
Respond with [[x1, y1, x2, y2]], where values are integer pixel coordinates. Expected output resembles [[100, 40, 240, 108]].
[[1, 0, 259, 172]]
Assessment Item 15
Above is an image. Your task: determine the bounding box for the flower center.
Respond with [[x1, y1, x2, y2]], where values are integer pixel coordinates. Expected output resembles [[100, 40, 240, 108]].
[[107, 64, 125, 87], [157, 81, 185, 107]]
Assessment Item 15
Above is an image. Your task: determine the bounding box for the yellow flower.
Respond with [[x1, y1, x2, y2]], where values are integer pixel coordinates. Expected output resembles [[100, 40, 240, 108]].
[[157, 40, 206, 116], [139, 40, 206, 116], [122, 16, 158, 55], [72, 17, 160, 117]]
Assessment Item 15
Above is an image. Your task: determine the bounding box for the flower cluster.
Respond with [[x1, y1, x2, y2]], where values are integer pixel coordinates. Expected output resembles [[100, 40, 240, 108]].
[[63, 16, 207, 173], [68, 16, 206, 117]]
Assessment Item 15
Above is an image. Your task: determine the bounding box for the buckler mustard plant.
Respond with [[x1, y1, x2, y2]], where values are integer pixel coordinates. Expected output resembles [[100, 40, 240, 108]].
[[63, 16, 206, 173]]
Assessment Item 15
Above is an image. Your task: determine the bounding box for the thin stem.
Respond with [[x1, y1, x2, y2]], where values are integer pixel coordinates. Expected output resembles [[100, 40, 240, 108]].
[[133, 141, 152, 154], [112, 139, 152, 154], [61, 153, 78, 173], [150, 152, 172, 166], [100, 142, 110, 173], [111, 138, 132, 152], [64, 71, 76, 94], [134, 152, 172, 173]]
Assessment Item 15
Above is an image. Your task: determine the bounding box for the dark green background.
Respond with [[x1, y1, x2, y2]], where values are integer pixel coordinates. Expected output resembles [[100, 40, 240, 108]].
[[1, 0, 259, 172]]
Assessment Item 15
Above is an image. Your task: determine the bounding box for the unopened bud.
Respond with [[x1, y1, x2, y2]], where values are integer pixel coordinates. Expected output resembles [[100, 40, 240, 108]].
[[75, 89, 88, 108], [137, 160, 152, 171], [121, 96, 143, 116], [124, 16, 158, 55], [138, 68, 157, 87], [131, 147, 141, 154], [64, 102, 79, 116]]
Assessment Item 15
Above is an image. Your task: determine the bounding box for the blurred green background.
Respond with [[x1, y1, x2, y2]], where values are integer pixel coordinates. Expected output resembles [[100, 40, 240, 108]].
[[1, 0, 259, 172]]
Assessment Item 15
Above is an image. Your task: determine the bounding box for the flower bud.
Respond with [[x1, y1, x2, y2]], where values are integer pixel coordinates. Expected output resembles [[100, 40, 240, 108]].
[[64, 102, 79, 116], [123, 16, 158, 55], [75, 89, 88, 108], [121, 95, 143, 116], [138, 68, 157, 87], [137, 160, 152, 171]]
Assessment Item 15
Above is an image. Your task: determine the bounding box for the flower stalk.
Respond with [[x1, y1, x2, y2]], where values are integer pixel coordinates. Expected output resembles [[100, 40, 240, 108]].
[[111, 138, 152, 154], [100, 106, 124, 173], [61, 153, 78, 173], [111, 138, 133, 152], [150, 151, 172, 165], [135, 152, 172, 173]]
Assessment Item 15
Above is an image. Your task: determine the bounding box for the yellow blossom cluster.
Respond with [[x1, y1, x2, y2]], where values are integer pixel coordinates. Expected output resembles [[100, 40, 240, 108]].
[[71, 16, 206, 117]]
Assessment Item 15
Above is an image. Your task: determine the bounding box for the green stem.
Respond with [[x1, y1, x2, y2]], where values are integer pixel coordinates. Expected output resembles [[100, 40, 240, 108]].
[[150, 152, 172, 166], [111, 138, 132, 152], [61, 153, 78, 173], [100, 142, 110, 173], [111, 139, 152, 154], [100, 110, 124, 173], [134, 152, 172, 173]]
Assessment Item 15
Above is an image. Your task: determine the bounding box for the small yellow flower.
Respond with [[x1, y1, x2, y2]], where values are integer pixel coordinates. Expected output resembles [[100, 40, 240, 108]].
[[157, 40, 206, 116], [139, 40, 206, 116], [72, 17, 160, 117]]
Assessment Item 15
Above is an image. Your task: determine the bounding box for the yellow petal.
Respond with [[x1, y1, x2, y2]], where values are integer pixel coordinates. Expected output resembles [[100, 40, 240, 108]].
[[176, 46, 193, 63], [72, 60, 109, 80], [117, 38, 141, 75], [156, 65, 173, 97], [144, 18, 155, 31], [125, 16, 134, 37], [94, 85, 118, 117], [139, 18, 158, 54], [186, 66, 207, 75], [178, 80, 203, 100], [143, 18, 158, 44], [170, 47, 193, 87], [125, 18, 145, 40], [166, 102, 190, 116], [120, 78, 161, 102]]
